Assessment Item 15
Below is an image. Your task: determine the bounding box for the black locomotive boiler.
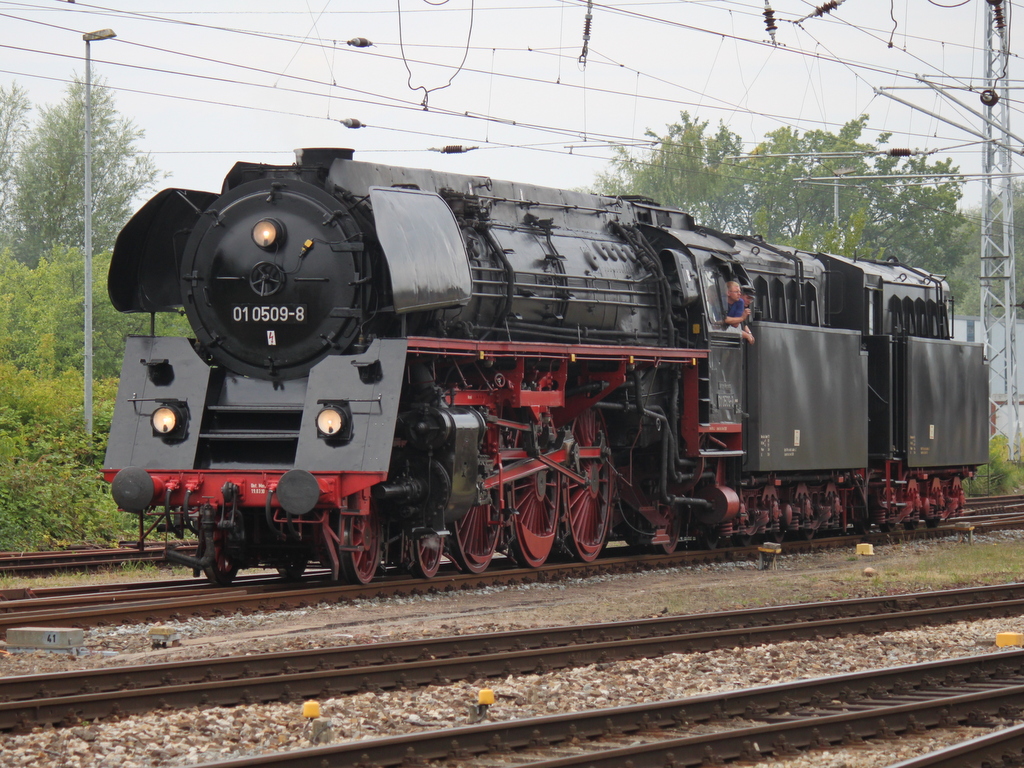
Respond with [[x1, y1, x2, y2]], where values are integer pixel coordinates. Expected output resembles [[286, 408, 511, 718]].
[[104, 148, 989, 584]]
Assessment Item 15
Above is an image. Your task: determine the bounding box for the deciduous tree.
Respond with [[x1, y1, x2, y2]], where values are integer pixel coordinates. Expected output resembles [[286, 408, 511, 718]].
[[9, 75, 161, 266], [0, 83, 30, 235], [596, 114, 968, 275]]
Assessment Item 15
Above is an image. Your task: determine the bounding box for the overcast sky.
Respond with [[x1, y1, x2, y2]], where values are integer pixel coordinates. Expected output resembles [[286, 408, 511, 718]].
[[0, 0, 1018, 209]]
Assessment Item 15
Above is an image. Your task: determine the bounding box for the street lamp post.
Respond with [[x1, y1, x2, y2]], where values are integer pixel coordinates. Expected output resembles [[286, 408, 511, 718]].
[[83, 28, 116, 435], [831, 167, 854, 225]]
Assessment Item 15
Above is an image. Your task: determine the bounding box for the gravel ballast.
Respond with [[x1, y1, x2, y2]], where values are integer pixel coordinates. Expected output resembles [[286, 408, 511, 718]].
[[1, 533, 1023, 767]]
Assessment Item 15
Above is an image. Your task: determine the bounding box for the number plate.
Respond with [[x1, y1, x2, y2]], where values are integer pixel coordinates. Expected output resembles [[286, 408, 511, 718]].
[[231, 305, 307, 323]]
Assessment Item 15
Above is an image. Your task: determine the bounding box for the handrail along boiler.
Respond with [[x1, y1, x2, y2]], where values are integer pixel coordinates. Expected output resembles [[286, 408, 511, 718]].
[[104, 148, 988, 584]]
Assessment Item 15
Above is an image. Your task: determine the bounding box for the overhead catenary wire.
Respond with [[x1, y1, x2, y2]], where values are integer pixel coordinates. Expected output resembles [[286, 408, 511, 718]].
[[6, 0, 1015, 154], [0, 0, 1018, 219]]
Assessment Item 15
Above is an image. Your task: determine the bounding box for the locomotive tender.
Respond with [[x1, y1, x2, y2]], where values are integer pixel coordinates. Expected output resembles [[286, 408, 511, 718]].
[[105, 148, 989, 585]]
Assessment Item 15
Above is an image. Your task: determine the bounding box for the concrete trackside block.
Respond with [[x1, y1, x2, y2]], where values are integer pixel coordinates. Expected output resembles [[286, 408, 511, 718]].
[[996, 632, 1024, 648], [148, 626, 182, 649], [856, 543, 874, 556], [6, 627, 86, 654]]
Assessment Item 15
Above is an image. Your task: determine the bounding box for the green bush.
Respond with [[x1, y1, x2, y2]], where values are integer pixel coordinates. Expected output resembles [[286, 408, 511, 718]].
[[964, 436, 1024, 497], [0, 363, 131, 549]]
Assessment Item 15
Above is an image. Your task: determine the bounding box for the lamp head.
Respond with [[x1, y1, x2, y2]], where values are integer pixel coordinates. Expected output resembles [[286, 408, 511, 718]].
[[83, 29, 116, 42]]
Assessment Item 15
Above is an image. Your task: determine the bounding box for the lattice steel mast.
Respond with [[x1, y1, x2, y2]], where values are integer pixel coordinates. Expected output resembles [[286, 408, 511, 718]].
[[980, 0, 1018, 458]]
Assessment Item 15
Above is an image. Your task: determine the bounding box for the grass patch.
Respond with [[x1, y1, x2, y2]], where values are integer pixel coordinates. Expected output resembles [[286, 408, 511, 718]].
[[0, 563, 193, 590], [848, 539, 1024, 590]]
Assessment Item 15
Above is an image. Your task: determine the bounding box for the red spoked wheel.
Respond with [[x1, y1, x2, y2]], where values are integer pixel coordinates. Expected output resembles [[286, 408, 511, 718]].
[[202, 528, 239, 586], [339, 504, 382, 584], [565, 410, 613, 562], [658, 507, 682, 554], [798, 497, 819, 540], [409, 532, 444, 579], [450, 502, 500, 573], [508, 468, 558, 567]]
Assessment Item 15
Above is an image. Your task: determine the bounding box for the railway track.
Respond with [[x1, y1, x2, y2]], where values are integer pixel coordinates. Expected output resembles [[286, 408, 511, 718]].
[[0, 543, 196, 575], [964, 493, 1024, 511], [5, 581, 1024, 730], [2, 509, 1023, 634], [889, 722, 1024, 767], [0, 496, 1019, 580], [136, 645, 1024, 768]]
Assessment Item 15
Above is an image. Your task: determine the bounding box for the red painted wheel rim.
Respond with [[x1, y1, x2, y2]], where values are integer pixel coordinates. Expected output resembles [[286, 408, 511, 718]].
[[451, 503, 499, 573], [340, 506, 381, 584], [509, 469, 558, 567], [566, 410, 612, 562]]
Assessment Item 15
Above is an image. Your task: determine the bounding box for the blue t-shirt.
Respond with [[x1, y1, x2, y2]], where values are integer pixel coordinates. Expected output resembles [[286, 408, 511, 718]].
[[727, 298, 745, 318]]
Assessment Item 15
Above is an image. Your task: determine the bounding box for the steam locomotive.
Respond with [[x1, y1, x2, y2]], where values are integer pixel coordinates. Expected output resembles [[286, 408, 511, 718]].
[[104, 148, 988, 585]]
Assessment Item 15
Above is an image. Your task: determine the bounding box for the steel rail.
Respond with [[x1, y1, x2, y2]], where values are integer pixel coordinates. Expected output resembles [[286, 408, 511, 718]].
[[0, 585, 996, 691], [885, 721, 1024, 768], [0, 544, 197, 574], [149, 652, 1024, 768], [6, 584, 1024, 730], [0, 511, 1021, 633]]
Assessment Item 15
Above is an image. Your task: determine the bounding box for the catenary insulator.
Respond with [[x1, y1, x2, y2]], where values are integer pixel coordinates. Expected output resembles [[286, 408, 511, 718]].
[[986, 0, 1006, 28], [430, 145, 478, 154], [339, 118, 364, 129], [812, 0, 840, 18], [579, 1, 594, 65], [347, 37, 372, 47], [887, 148, 912, 157], [763, 2, 778, 43], [795, 0, 845, 24]]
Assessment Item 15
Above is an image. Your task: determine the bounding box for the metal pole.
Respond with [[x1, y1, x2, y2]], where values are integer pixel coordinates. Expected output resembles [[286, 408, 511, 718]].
[[82, 28, 115, 435], [83, 38, 93, 435]]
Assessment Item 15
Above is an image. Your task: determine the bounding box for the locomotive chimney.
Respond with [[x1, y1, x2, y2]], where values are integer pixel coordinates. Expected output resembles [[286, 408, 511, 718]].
[[295, 148, 354, 167]]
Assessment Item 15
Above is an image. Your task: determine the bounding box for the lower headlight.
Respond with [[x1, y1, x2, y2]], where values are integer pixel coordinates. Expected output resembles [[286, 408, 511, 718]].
[[151, 401, 189, 439], [316, 401, 353, 442]]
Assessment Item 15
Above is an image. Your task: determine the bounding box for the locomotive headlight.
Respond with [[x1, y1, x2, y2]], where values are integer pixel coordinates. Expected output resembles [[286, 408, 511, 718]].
[[252, 218, 285, 249], [316, 401, 353, 443], [151, 401, 189, 440]]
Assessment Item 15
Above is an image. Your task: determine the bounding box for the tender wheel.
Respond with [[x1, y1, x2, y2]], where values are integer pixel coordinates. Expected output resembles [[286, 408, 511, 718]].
[[565, 410, 613, 562], [450, 502, 500, 573], [409, 533, 444, 579], [339, 504, 382, 584], [507, 468, 558, 567]]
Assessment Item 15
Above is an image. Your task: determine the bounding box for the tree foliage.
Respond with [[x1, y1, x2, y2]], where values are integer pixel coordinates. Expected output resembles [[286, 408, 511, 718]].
[[0, 74, 168, 549], [0, 82, 30, 235], [596, 114, 748, 230], [596, 113, 968, 274], [5, 76, 162, 267], [0, 245, 189, 378]]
